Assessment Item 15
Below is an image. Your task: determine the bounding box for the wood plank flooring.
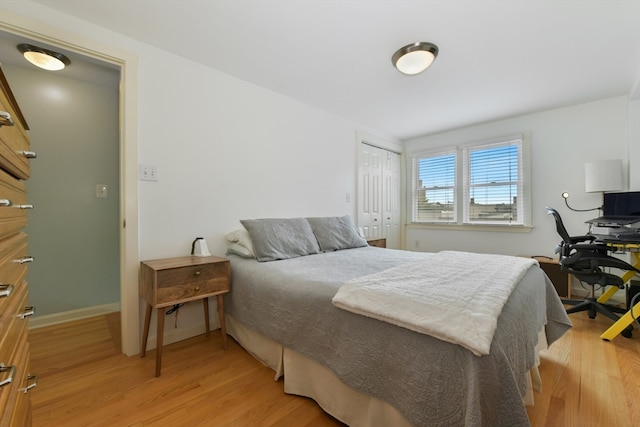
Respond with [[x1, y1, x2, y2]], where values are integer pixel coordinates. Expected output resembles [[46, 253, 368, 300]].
[[28, 312, 639, 426]]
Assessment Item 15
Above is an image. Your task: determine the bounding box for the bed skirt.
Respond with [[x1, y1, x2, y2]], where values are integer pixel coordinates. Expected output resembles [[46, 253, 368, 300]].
[[226, 315, 547, 426]]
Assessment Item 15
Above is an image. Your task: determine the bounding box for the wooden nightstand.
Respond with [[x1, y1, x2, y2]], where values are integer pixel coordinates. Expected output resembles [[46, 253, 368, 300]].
[[139, 255, 230, 376], [367, 238, 386, 248]]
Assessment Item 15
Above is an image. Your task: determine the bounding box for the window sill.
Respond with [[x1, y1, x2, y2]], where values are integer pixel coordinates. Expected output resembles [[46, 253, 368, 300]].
[[406, 223, 534, 233]]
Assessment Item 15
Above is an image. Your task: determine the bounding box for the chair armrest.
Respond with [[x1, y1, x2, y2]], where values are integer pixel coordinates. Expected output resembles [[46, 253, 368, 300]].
[[569, 234, 596, 244]]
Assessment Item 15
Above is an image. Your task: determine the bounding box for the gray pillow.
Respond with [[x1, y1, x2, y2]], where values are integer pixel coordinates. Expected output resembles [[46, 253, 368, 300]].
[[240, 218, 321, 262], [306, 215, 368, 252]]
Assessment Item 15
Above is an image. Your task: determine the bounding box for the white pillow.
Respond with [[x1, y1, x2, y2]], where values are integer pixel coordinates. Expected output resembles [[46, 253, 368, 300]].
[[225, 229, 255, 256], [226, 242, 255, 258]]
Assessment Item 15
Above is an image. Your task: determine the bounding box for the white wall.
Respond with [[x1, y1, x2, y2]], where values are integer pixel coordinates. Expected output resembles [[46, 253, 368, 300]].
[[1, 1, 396, 353], [137, 46, 369, 260], [403, 96, 637, 257]]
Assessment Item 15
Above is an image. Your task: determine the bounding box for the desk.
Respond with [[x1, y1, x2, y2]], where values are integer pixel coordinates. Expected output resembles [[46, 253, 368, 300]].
[[591, 237, 640, 341]]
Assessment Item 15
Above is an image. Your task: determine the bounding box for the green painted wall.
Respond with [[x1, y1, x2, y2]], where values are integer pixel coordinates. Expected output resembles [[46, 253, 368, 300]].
[[4, 64, 120, 316]]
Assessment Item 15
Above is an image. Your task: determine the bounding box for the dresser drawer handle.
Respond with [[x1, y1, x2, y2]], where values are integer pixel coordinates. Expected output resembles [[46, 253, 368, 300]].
[[0, 111, 14, 127], [194, 271, 201, 276], [18, 306, 35, 319], [15, 204, 34, 209], [195, 286, 200, 292], [21, 151, 37, 159], [0, 284, 14, 298], [16, 256, 34, 264], [21, 374, 38, 394], [0, 199, 11, 207], [0, 365, 16, 388]]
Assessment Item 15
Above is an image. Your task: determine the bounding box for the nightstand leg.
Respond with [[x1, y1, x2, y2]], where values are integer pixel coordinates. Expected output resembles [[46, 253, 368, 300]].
[[203, 297, 210, 337], [217, 294, 228, 350], [155, 306, 166, 377], [141, 303, 152, 357]]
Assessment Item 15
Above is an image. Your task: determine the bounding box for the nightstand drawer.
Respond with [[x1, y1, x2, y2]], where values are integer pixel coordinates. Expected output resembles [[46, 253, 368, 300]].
[[156, 262, 228, 288], [156, 276, 229, 305]]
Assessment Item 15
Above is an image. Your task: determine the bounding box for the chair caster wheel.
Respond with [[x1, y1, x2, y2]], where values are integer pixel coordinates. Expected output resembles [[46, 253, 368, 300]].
[[621, 328, 633, 339]]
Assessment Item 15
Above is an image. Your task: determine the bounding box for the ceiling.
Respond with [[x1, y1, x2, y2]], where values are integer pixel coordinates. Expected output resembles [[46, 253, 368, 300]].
[[4, 0, 640, 140]]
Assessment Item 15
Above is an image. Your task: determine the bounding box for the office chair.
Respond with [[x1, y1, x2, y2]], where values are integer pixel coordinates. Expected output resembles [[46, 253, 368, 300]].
[[546, 207, 640, 328]]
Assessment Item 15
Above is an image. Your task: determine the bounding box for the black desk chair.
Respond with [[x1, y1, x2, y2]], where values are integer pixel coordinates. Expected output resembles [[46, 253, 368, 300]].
[[546, 207, 640, 327]]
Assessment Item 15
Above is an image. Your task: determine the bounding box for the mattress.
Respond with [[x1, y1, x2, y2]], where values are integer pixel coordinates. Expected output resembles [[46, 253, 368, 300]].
[[224, 247, 571, 426]]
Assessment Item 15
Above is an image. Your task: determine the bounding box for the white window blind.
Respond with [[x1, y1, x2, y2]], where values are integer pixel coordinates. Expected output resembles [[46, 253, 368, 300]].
[[410, 134, 529, 227], [412, 150, 456, 223], [462, 138, 524, 225]]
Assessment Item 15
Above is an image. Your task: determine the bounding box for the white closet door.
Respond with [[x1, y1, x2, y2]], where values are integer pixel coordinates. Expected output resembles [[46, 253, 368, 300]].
[[357, 143, 400, 247], [381, 150, 401, 248], [357, 144, 382, 238]]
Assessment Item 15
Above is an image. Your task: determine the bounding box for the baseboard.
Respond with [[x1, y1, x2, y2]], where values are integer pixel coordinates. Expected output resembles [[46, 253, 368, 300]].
[[28, 302, 121, 329]]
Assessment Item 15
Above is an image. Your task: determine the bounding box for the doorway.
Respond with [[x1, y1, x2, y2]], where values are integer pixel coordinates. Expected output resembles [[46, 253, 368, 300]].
[[0, 23, 140, 356]]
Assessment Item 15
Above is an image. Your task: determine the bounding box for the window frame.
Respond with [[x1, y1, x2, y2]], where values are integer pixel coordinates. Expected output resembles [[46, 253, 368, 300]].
[[409, 134, 531, 228]]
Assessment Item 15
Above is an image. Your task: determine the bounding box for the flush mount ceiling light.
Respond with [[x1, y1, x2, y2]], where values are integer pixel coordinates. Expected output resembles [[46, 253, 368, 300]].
[[17, 43, 71, 71], [392, 42, 439, 75]]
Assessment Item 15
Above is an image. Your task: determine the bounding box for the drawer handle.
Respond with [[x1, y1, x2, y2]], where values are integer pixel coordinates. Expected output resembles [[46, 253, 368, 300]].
[[195, 286, 200, 291], [194, 271, 201, 276], [0, 365, 16, 388], [0, 201, 33, 209], [18, 306, 35, 319], [16, 256, 34, 264], [21, 151, 37, 159], [0, 284, 14, 298], [0, 111, 14, 127], [21, 374, 38, 394]]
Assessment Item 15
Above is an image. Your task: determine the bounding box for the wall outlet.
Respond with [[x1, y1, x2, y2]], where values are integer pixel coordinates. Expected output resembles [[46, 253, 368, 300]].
[[139, 164, 158, 181]]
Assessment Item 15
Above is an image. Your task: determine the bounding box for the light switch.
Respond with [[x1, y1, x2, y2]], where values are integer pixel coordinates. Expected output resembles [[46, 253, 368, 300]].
[[96, 184, 108, 198]]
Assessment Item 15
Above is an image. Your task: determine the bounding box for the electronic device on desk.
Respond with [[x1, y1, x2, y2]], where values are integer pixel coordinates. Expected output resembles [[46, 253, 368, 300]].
[[586, 191, 640, 227]]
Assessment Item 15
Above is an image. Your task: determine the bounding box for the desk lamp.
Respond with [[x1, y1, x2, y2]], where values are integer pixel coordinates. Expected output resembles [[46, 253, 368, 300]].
[[562, 159, 623, 212]]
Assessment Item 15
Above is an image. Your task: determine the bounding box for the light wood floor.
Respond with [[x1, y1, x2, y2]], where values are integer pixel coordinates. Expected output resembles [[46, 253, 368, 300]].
[[28, 312, 639, 426]]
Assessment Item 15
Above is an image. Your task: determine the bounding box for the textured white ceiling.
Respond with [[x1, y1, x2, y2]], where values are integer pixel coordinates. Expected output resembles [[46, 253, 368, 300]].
[[10, 1, 640, 140]]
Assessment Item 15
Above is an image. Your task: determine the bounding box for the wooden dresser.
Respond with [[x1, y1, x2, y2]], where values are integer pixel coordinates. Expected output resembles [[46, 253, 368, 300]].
[[0, 67, 37, 426]]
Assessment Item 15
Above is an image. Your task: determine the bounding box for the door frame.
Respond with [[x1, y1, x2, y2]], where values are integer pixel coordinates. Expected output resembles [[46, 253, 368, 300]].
[[1, 14, 141, 356]]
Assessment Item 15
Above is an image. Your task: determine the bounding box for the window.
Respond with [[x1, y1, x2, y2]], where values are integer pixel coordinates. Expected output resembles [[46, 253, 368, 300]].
[[411, 135, 530, 227]]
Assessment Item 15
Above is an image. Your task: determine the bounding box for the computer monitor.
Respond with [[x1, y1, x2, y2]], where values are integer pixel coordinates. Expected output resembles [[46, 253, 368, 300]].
[[603, 191, 640, 216]]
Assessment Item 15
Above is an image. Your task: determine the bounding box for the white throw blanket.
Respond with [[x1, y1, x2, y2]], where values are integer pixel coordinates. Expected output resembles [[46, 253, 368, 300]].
[[332, 251, 537, 356]]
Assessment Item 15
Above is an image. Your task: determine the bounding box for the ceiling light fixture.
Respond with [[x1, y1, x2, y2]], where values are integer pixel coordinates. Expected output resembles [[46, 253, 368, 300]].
[[17, 43, 71, 71], [392, 42, 439, 75]]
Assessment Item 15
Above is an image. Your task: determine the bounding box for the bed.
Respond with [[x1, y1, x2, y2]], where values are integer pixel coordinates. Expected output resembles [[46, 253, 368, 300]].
[[223, 216, 571, 427]]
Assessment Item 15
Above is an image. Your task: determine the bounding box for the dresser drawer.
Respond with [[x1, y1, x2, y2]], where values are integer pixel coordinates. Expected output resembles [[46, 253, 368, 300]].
[[0, 168, 28, 239], [0, 280, 28, 356], [0, 74, 30, 180], [0, 233, 29, 317], [0, 328, 30, 427]]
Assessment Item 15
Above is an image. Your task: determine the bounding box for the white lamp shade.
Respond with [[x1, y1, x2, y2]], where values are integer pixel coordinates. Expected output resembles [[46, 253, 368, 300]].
[[584, 159, 623, 193]]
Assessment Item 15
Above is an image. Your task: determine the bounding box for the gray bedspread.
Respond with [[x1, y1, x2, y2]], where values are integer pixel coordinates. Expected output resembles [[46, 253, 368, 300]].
[[224, 247, 571, 427]]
